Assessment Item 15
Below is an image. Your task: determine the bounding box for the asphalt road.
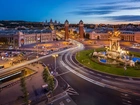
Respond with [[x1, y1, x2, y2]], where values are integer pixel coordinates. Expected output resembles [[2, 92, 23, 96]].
[[39, 52, 140, 105]]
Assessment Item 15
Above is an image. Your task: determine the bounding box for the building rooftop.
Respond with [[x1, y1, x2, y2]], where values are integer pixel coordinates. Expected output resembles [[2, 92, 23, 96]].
[[0, 29, 52, 36]]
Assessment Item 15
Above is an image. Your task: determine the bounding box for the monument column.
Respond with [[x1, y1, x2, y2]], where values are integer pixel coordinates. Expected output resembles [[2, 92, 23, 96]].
[[79, 20, 84, 40], [64, 20, 69, 40]]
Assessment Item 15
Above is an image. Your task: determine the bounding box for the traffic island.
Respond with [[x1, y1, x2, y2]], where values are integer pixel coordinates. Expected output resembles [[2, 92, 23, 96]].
[[76, 48, 140, 78]]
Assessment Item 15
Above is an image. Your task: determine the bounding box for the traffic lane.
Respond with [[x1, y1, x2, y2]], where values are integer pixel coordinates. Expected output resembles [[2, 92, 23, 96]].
[[70, 53, 140, 88], [60, 72, 121, 105], [64, 51, 140, 93]]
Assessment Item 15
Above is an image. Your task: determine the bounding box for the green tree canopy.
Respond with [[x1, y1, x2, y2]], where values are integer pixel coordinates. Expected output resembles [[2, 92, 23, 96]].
[[48, 75, 55, 91], [42, 67, 50, 83]]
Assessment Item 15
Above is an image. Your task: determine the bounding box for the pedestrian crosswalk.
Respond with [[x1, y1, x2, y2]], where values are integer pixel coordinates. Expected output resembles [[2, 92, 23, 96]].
[[65, 85, 79, 96], [121, 93, 132, 105]]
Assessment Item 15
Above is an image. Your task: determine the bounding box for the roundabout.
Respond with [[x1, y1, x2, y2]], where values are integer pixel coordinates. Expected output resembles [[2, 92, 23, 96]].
[[76, 29, 140, 77]]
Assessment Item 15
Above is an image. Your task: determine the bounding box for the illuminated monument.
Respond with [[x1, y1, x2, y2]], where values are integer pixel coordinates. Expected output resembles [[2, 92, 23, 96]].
[[108, 29, 121, 52], [93, 29, 135, 67]]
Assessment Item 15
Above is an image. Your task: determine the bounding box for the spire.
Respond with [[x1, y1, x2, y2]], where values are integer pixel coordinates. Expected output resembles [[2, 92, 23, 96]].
[[65, 20, 69, 25]]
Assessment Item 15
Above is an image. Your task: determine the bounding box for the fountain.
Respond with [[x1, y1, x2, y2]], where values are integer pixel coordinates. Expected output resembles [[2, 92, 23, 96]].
[[93, 29, 139, 67]]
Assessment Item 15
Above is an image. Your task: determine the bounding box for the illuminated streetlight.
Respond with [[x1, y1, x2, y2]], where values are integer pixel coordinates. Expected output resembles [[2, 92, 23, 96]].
[[52, 54, 58, 75]]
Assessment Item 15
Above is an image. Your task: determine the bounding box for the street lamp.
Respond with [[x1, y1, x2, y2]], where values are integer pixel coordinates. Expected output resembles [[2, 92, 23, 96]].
[[52, 54, 58, 75]]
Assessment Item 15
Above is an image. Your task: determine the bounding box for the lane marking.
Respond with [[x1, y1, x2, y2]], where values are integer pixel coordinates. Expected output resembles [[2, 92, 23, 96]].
[[61, 60, 105, 87], [122, 102, 132, 105]]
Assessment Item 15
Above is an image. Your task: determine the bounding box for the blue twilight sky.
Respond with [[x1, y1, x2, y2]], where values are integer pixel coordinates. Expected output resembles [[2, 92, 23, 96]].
[[0, 0, 140, 24]]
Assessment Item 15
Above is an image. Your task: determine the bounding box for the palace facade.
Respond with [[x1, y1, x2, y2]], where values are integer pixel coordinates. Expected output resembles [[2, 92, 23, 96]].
[[89, 31, 140, 42], [0, 29, 56, 47]]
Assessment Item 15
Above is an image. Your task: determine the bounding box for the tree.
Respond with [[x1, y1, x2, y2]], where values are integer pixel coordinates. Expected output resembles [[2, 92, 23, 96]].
[[20, 70, 29, 105], [48, 76, 55, 91], [42, 67, 49, 83]]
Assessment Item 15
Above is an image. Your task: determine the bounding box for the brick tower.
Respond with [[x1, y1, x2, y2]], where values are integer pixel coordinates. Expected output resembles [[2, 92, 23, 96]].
[[79, 20, 84, 40], [64, 20, 69, 40]]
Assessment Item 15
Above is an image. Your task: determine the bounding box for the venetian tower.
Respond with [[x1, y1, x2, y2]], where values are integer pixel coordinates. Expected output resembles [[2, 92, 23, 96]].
[[79, 20, 84, 40], [64, 20, 69, 40]]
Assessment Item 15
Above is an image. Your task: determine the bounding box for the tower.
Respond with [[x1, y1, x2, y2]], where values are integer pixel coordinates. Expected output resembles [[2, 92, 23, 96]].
[[64, 20, 69, 40], [79, 20, 84, 40]]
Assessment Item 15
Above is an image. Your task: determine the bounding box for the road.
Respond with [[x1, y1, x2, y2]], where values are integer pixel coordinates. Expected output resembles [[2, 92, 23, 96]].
[[1, 39, 140, 105], [50, 40, 140, 105], [38, 40, 140, 105]]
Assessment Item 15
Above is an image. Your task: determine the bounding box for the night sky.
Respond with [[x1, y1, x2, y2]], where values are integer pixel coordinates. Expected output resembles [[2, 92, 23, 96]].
[[0, 0, 140, 24]]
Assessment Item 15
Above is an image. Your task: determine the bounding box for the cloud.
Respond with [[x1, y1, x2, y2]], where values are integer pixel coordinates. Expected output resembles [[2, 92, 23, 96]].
[[70, 10, 115, 15], [70, 1, 140, 16], [68, 0, 140, 21], [105, 15, 140, 21], [124, 7, 140, 10]]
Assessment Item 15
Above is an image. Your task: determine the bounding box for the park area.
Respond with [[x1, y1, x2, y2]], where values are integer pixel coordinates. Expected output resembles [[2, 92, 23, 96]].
[[76, 48, 140, 77]]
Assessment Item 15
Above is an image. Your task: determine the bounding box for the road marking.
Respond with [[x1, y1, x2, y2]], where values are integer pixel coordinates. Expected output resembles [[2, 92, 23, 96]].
[[66, 98, 71, 103], [122, 99, 132, 103], [106, 76, 111, 78], [56, 71, 71, 77], [121, 93, 129, 97], [97, 74, 102, 76], [60, 101, 64, 105], [121, 95, 131, 99], [61, 61, 105, 87], [66, 86, 79, 95], [122, 102, 132, 105]]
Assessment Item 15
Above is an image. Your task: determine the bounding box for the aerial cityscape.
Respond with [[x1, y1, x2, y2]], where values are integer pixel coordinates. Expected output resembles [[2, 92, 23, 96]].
[[0, 0, 140, 105]]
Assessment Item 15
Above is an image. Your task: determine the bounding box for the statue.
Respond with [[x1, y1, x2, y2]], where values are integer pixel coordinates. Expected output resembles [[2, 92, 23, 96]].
[[108, 28, 121, 38], [108, 28, 121, 52]]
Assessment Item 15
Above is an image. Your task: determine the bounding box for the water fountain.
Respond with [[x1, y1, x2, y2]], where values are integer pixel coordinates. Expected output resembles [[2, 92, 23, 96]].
[[93, 29, 139, 67]]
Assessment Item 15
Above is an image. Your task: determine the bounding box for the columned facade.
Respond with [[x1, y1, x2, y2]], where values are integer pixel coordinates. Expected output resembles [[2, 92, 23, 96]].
[[64, 20, 69, 40], [0, 30, 56, 47], [89, 31, 140, 42], [79, 20, 84, 40]]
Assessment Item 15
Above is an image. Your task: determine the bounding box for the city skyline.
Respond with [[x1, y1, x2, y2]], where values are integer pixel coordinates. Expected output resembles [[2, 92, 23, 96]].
[[0, 0, 140, 24]]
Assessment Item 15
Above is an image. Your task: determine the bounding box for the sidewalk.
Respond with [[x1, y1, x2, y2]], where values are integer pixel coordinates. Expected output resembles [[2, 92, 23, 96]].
[[0, 64, 45, 105]]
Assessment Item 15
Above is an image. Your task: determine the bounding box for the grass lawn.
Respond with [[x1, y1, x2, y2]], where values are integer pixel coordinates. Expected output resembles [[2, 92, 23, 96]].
[[76, 48, 140, 77]]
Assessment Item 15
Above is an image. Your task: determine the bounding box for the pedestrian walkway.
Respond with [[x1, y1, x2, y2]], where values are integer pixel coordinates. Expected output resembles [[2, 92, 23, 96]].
[[46, 92, 77, 105], [0, 64, 45, 105]]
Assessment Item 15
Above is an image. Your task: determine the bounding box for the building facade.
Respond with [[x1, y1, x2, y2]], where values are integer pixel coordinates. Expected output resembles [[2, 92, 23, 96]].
[[0, 29, 56, 47]]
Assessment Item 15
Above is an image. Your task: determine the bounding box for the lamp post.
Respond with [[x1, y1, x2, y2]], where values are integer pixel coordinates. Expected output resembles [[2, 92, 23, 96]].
[[52, 54, 58, 75]]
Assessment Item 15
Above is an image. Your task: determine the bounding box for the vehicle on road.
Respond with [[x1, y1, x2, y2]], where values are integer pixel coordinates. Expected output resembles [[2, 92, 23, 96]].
[[42, 84, 49, 93]]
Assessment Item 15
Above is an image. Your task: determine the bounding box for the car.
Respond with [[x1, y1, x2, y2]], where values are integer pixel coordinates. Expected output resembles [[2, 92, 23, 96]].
[[9, 46, 13, 50], [42, 84, 49, 93]]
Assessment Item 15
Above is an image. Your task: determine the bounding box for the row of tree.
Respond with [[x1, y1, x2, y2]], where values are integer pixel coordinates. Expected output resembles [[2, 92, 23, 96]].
[[42, 67, 55, 91], [20, 67, 55, 105]]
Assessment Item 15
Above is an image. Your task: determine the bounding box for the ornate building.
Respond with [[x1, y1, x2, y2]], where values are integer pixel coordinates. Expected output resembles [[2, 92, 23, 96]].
[[89, 30, 140, 43], [0, 29, 56, 47]]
